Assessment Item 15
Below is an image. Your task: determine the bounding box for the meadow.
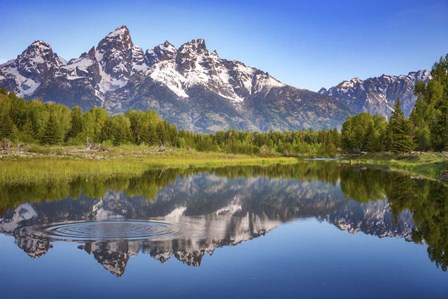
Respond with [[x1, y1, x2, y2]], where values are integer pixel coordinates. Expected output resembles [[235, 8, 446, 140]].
[[0, 144, 297, 184]]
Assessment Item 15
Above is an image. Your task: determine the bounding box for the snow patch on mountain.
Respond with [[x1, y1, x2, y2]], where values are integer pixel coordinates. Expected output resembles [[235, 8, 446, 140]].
[[320, 70, 431, 116], [149, 60, 189, 98], [0, 25, 354, 131]]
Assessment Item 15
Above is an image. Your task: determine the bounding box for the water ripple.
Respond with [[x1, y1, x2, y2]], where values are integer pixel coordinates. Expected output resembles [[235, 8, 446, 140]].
[[20, 220, 178, 242]]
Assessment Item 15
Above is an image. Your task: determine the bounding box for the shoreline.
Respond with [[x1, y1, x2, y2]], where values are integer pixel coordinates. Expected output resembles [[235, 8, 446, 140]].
[[339, 152, 448, 182], [1, 145, 447, 185], [0, 146, 297, 185]]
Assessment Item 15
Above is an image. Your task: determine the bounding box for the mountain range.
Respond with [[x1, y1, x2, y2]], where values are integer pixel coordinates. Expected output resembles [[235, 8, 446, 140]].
[[319, 70, 430, 116], [0, 26, 431, 132]]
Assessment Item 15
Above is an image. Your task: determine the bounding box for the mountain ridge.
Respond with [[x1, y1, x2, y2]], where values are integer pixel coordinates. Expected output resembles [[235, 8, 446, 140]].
[[319, 70, 431, 116], [0, 25, 429, 131]]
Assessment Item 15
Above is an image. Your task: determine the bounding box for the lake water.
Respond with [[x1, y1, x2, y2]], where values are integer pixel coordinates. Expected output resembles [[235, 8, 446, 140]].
[[1, 162, 448, 298]]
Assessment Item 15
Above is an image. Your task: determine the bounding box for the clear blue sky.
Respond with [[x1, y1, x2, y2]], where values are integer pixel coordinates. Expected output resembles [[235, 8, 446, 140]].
[[1, 0, 447, 91]]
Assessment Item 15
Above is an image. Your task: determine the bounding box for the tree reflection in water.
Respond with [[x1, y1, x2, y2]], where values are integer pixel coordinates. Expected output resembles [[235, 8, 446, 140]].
[[0, 161, 447, 275]]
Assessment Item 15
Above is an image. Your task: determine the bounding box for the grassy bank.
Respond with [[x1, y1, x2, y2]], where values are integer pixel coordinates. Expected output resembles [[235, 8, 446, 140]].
[[1, 144, 447, 185], [0, 145, 297, 184], [340, 152, 448, 181]]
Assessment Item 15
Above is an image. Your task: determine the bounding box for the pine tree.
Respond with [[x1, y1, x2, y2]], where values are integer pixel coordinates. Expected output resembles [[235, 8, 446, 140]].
[[410, 94, 432, 151], [110, 115, 131, 146], [67, 106, 84, 140], [21, 119, 35, 142], [431, 98, 448, 151], [365, 122, 377, 152], [0, 111, 15, 139], [141, 122, 157, 146], [387, 98, 415, 153], [341, 116, 354, 153], [341, 113, 374, 153], [41, 112, 59, 145], [412, 54, 448, 151], [156, 122, 168, 145], [430, 79, 448, 151]]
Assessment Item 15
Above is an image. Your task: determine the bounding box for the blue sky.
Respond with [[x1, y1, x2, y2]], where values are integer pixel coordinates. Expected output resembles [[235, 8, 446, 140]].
[[1, 0, 447, 91]]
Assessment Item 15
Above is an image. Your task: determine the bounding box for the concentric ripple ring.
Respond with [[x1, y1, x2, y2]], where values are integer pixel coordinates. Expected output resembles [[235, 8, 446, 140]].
[[21, 220, 178, 242]]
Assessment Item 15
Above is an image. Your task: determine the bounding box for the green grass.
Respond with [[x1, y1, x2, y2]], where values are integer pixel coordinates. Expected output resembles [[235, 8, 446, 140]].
[[0, 146, 297, 184], [2, 144, 447, 185], [340, 152, 448, 181]]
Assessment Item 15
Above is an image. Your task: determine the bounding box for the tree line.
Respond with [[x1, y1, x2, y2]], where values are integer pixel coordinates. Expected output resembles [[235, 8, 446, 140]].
[[1, 54, 447, 155], [0, 88, 340, 156], [341, 54, 448, 153], [0, 90, 176, 147]]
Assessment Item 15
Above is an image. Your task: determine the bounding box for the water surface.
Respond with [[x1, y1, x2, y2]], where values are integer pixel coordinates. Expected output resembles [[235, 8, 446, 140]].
[[1, 162, 447, 298]]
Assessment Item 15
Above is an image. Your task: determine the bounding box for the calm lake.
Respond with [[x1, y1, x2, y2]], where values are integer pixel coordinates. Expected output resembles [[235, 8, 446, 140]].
[[1, 161, 448, 298]]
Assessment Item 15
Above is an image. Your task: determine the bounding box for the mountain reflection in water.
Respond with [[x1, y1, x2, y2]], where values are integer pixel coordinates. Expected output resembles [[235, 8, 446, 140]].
[[0, 162, 447, 277]]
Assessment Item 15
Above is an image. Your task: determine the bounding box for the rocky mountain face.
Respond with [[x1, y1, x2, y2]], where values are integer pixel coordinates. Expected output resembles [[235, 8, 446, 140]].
[[0, 26, 349, 132], [0, 40, 66, 97], [319, 70, 431, 117], [0, 25, 430, 130]]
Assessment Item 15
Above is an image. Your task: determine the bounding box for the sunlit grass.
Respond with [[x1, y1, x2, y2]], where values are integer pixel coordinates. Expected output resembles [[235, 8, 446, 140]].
[[341, 152, 448, 181], [0, 146, 297, 184], [2, 145, 447, 185]]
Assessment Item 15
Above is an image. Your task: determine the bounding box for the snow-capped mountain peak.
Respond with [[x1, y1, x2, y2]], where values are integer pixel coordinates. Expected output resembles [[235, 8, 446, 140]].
[[24, 40, 53, 57], [320, 70, 431, 116], [0, 25, 381, 132], [97, 26, 133, 54], [145, 36, 285, 103], [146, 41, 177, 64], [106, 25, 130, 38], [95, 26, 134, 81], [15, 39, 66, 71], [0, 39, 66, 96], [340, 77, 363, 89], [178, 38, 207, 54]]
